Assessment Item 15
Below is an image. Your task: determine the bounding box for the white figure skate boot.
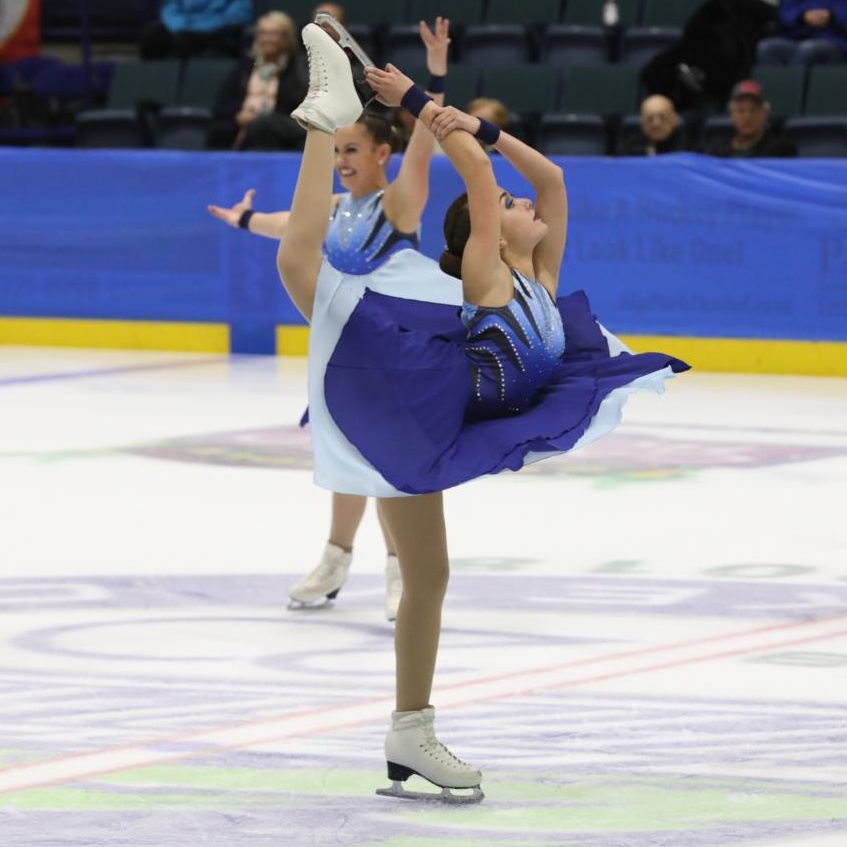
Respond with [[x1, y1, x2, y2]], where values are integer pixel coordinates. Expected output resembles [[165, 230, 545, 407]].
[[291, 23, 365, 134], [288, 542, 352, 609], [384, 554, 402, 623], [376, 706, 484, 803]]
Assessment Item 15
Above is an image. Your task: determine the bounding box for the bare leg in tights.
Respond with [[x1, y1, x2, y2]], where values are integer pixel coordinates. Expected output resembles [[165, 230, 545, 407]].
[[330, 493, 395, 557]]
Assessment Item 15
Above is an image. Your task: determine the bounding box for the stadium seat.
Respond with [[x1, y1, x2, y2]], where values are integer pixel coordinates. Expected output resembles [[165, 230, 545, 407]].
[[156, 108, 214, 150], [700, 115, 735, 151], [91, 61, 117, 101], [75, 61, 181, 149], [640, 0, 702, 27], [460, 25, 532, 66], [41, 0, 151, 41], [383, 24, 429, 67], [406, 64, 481, 107], [0, 61, 85, 146], [560, 64, 641, 116], [784, 117, 847, 157], [410, 0, 484, 27], [105, 61, 181, 110], [620, 26, 681, 67], [565, 0, 640, 27], [179, 59, 236, 109], [506, 113, 534, 146], [616, 113, 644, 153], [541, 25, 609, 71], [804, 66, 847, 116], [6, 56, 64, 86], [156, 59, 237, 150], [485, 0, 561, 25], [445, 65, 482, 107], [29, 62, 87, 100], [344, 0, 410, 27], [481, 65, 559, 116], [76, 111, 146, 148], [538, 114, 608, 155], [0, 64, 13, 97], [751, 66, 805, 121]]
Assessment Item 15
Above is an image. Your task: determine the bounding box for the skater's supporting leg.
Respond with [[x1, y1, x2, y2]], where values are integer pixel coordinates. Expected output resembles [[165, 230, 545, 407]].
[[378, 493, 448, 711]]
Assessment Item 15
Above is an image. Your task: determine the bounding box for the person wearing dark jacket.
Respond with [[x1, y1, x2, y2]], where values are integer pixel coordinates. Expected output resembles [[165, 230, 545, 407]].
[[708, 80, 798, 158], [757, 0, 847, 66], [140, 0, 252, 60], [640, 0, 778, 111], [208, 11, 308, 151]]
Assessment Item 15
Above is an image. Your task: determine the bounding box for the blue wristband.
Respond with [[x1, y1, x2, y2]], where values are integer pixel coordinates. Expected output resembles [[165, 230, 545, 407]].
[[475, 118, 501, 146], [400, 85, 432, 118], [426, 73, 446, 94]]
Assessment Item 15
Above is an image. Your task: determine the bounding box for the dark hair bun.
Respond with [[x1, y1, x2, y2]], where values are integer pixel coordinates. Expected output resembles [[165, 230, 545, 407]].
[[439, 249, 463, 279]]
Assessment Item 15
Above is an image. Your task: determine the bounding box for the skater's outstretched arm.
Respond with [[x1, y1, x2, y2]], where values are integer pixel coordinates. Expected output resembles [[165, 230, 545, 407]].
[[383, 18, 449, 233], [207, 188, 344, 240], [366, 64, 511, 308]]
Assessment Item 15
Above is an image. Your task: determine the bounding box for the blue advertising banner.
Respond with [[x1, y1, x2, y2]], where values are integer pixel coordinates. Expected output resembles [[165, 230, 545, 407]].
[[1, 149, 845, 354]]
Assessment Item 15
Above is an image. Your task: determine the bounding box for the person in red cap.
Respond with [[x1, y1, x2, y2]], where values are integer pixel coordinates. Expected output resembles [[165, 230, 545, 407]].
[[757, 0, 847, 67], [707, 79, 798, 158]]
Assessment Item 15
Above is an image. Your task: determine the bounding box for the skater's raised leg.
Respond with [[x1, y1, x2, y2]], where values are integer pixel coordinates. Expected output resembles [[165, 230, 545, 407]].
[[277, 23, 363, 318]]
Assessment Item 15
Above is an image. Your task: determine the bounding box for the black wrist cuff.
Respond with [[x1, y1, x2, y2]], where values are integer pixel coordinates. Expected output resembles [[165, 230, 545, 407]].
[[426, 73, 446, 94], [475, 118, 501, 146], [400, 85, 433, 118]]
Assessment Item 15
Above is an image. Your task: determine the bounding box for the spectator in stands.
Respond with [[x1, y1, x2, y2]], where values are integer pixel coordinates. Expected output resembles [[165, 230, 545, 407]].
[[756, 0, 847, 66], [622, 95, 696, 155], [708, 79, 798, 158], [140, 0, 252, 60], [467, 97, 510, 152], [430, 98, 509, 157], [208, 11, 308, 151]]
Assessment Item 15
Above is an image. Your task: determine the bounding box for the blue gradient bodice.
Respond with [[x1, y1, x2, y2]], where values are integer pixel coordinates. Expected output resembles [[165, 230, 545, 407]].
[[462, 269, 566, 419], [323, 190, 419, 275]]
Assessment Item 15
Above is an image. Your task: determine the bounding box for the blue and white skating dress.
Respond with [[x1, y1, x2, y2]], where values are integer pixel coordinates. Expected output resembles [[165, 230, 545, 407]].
[[307, 251, 690, 497], [324, 189, 419, 275], [296, 190, 462, 433]]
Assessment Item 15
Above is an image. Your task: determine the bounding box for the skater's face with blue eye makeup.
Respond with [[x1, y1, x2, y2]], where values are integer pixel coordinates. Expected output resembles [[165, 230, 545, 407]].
[[498, 189, 547, 253]]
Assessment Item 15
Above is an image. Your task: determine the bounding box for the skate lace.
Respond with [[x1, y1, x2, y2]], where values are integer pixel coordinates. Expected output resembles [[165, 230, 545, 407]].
[[304, 43, 329, 96], [419, 724, 473, 771]]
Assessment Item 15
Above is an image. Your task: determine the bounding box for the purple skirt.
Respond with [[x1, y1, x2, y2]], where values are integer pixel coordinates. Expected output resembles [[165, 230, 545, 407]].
[[322, 288, 690, 495]]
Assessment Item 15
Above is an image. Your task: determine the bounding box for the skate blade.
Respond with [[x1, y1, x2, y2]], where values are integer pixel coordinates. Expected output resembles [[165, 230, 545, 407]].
[[376, 780, 484, 805], [313, 13, 377, 106], [287, 597, 334, 611]]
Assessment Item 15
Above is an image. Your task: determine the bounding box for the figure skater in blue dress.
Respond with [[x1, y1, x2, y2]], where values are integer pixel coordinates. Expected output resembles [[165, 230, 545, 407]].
[[277, 23, 689, 803], [208, 16, 453, 621]]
